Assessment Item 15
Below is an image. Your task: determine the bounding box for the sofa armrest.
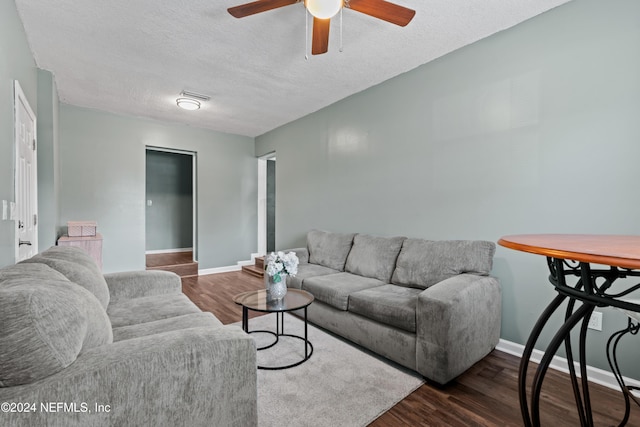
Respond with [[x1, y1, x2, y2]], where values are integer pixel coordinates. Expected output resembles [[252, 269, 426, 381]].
[[279, 247, 309, 264], [0, 325, 257, 427], [104, 270, 181, 302], [416, 274, 501, 384]]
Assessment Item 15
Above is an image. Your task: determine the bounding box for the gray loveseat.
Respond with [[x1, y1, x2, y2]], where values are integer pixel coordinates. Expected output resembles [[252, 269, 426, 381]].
[[0, 246, 256, 427], [286, 230, 501, 384]]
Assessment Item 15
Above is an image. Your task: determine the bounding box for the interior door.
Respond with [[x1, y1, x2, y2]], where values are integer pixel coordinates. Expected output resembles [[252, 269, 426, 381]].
[[14, 81, 38, 262], [145, 147, 195, 258]]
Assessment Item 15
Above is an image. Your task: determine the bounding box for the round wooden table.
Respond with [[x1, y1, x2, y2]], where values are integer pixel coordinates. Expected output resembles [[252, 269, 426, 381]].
[[499, 234, 640, 426]]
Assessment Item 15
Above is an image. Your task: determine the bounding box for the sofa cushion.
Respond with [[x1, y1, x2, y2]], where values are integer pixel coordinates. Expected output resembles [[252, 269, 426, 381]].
[[0, 278, 113, 387], [36, 246, 102, 275], [392, 239, 496, 289], [112, 312, 223, 342], [0, 262, 69, 285], [20, 246, 110, 308], [307, 230, 356, 271], [302, 272, 385, 311], [107, 293, 202, 327], [345, 234, 406, 283], [287, 263, 340, 289], [348, 285, 422, 333]]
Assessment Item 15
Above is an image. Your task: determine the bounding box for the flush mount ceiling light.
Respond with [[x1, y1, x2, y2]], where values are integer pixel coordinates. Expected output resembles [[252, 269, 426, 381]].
[[176, 90, 211, 111], [176, 98, 200, 110]]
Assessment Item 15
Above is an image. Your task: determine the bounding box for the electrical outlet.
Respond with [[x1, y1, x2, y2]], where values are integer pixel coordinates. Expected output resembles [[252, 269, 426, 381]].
[[588, 311, 603, 331]]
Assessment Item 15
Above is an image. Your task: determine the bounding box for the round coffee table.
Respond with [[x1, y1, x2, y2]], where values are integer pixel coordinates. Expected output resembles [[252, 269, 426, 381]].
[[233, 288, 314, 370]]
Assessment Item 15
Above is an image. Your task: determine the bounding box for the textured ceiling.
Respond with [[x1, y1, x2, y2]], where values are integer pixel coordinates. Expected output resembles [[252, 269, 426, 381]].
[[15, 0, 570, 137]]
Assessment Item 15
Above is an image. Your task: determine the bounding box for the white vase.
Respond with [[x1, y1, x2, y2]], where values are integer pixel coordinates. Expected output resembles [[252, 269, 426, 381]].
[[265, 274, 287, 302]]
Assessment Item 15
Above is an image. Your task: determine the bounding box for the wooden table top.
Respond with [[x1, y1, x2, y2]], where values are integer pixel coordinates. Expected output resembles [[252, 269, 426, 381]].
[[498, 234, 640, 270]]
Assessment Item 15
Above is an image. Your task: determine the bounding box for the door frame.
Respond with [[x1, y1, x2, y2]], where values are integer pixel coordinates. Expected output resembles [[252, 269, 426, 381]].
[[145, 146, 198, 261], [14, 80, 38, 262], [257, 152, 276, 255]]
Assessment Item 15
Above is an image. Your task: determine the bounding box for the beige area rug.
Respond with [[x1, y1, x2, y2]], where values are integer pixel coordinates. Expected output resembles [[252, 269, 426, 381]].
[[237, 313, 424, 427]]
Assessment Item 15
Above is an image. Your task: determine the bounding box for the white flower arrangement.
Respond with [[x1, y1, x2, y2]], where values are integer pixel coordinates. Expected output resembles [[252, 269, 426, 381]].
[[265, 251, 299, 283]]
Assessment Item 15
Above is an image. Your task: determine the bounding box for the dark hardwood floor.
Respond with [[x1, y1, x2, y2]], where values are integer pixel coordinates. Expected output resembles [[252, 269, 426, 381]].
[[146, 251, 194, 268], [146, 251, 198, 278], [182, 271, 640, 426]]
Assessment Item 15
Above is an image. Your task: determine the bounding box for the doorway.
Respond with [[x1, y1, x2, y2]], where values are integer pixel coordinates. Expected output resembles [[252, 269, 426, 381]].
[[14, 81, 38, 262], [258, 153, 276, 254], [145, 147, 198, 277]]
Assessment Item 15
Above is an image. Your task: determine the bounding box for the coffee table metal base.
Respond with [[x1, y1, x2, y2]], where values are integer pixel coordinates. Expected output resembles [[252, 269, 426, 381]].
[[242, 307, 314, 370]]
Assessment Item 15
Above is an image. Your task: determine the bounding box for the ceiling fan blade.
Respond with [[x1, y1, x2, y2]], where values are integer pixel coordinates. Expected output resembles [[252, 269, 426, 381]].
[[312, 17, 330, 55], [228, 0, 298, 18], [347, 0, 415, 27]]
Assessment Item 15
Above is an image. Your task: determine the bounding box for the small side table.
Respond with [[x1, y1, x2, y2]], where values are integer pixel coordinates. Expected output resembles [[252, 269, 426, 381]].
[[57, 233, 103, 271], [233, 289, 314, 370]]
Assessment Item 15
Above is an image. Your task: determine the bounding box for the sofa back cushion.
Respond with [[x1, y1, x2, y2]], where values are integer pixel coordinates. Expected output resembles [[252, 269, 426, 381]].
[[307, 230, 356, 271], [391, 239, 496, 289], [345, 234, 406, 283], [0, 262, 69, 284], [20, 246, 110, 308], [0, 271, 113, 387]]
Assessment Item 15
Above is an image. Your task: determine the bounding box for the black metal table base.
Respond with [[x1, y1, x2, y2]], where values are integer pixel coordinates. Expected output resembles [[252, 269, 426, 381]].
[[606, 318, 640, 426], [520, 258, 640, 426], [242, 308, 314, 370]]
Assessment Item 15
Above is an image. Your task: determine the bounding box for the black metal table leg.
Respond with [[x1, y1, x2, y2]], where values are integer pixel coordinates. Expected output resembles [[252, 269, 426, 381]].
[[530, 303, 594, 426], [519, 293, 567, 426], [578, 309, 594, 427], [607, 319, 640, 426], [242, 306, 248, 333], [254, 311, 314, 370], [304, 306, 309, 359]]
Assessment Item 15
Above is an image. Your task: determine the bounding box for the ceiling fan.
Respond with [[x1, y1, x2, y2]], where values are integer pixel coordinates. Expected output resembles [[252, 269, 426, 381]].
[[227, 0, 416, 55]]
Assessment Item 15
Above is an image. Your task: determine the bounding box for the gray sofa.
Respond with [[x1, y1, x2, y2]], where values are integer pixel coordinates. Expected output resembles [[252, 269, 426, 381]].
[[0, 246, 257, 427], [286, 230, 501, 384]]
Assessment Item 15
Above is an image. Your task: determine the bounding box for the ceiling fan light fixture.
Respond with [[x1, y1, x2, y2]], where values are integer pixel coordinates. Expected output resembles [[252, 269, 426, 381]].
[[306, 0, 343, 19], [176, 97, 201, 111]]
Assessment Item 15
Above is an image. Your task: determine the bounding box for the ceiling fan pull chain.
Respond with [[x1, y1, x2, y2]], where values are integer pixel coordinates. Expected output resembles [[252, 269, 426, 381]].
[[339, 6, 343, 52], [305, 6, 309, 60]]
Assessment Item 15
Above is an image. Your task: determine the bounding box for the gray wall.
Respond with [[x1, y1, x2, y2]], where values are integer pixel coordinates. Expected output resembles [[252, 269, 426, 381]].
[[0, 0, 39, 267], [59, 105, 257, 273], [37, 69, 60, 249], [145, 150, 193, 251], [256, 0, 640, 377]]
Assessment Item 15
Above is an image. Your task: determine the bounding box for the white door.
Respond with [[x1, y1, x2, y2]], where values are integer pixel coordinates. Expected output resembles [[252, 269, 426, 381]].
[[14, 81, 38, 262]]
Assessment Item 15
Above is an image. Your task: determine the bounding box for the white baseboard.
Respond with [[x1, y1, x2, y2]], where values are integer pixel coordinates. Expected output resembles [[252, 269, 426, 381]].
[[145, 248, 192, 255], [199, 265, 241, 275], [199, 253, 263, 276], [496, 338, 640, 392], [236, 252, 262, 267]]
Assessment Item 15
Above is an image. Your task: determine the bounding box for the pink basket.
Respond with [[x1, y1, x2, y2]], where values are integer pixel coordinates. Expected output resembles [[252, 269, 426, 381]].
[[67, 221, 97, 237]]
